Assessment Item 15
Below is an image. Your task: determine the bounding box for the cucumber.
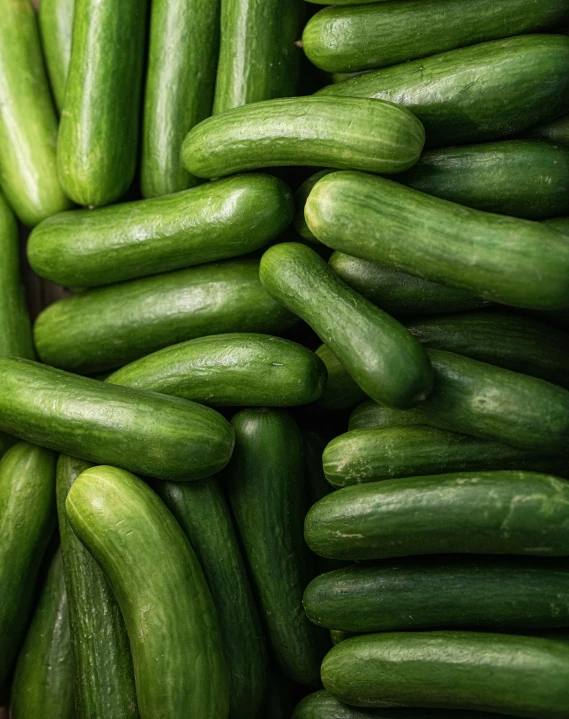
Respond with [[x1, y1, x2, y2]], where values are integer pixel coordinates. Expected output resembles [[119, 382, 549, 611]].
[[57, 0, 148, 206], [0, 0, 70, 226], [225, 409, 329, 685], [0, 432, 16, 458], [66, 465, 229, 719], [315, 344, 367, 410], [0, 357, 234, 482], [34, 257, 297, 374], [306, 171, 569, 310], [398, 140, 569, 220], [304, 470, 569, 561], [330, 631, 356, 646], [329, 252, 489, 315], [303, 0, 569, 73], [321, 631, 569, 717], [38, 0, 74, 112], [107, 333, 326, 407], [56, 455, 138, 719], [0, 442, 56, 688], [141, 0, 220, 197], [294, 170, 334, 243], [260, 243, 434, 409], [347, 400, 427, 430], [10, 549, 73, 719], [213, 0, 303, 114], [28, 174, 294, 288], [319, 35, 569, 146], [182, 97, 425, 178], [533, 113, 569, 146], [547, 217, 569, 238], [155, 478, 269, 719]]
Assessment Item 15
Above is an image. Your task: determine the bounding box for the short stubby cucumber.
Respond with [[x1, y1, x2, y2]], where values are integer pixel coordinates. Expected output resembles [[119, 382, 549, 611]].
[[315, 344, 367, 410], [38, 0, 74, 112]]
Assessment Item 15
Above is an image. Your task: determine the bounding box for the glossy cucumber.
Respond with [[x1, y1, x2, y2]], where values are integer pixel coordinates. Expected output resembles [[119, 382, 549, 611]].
[[533, 113, 569, 146], [66, 466, 229, 719], [294, 170, 334, 243], [0, 357, 234, 482], [38, 0, 74, 112], [315, 344, 367, 410]]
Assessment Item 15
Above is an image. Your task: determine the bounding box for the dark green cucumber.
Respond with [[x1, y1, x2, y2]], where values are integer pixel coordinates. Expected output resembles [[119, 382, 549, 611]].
[[141, 0, 220, 196], [28, 174, 293, 288], [0, 357, 234, 481], [107, 333, 325, 406], [34, 257, 297, 374], [304, 470, 569, 561], [315, 344, 367, 410], [306, 171, 569, 310], [66, 466, 229, 718], [57, 0, 148, 206], [318, 35, 569, 146], [0, 0, 70, 226], [10, 549, 73, 719], [294, 170, 334, 243], [0, 442, 56, 688], [213, 0, 303, 114], [321, 632, 569, 717], [266, 671, 299, 719], [533, 113, 569, 146], [349, 401, 425, 431], [38, 0, 74, 112], [329, 252, 488, 315], [56, 455, 138, 719], [225, 409, 329, 685], [398, 140, 569, 220], [182, 97, 425, 178], [0, 432, 16, 458], [260, 243, 433, 409], [155, 478, 269, 719]]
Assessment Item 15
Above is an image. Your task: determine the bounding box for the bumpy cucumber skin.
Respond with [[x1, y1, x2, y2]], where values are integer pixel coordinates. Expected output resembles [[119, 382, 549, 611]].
[[260, 243, 434, 409], [28, 174, 294, 288], [66, 466, 229, 719], [183, 97, 425, 178], [38, 0, 74, 112], [0, 357, 234, 482], [10, 550, 73, 719], [315, 344, 367, 410], [533, 113, 569, 146], [57, 0, 148, 206]]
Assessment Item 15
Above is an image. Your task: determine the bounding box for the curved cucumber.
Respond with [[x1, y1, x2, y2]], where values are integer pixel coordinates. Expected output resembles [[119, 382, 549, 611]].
[[38, 0, 74, 112], [260, 243, 434, 409], [28, 174, 293, 288], [533, 113, 569, 146], [107, 333, 325, 406], [306, 171, 569, 310], [315, 344, 367, 410], [0, 357, 234, 482], [183, 97, 425, 178], [66, 466, 229, 719]]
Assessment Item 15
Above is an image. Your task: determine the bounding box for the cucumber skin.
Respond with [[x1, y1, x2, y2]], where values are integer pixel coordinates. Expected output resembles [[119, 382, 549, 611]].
[[319, 35, 569, 146], [0, 357, 234, 482], [349, 401, 425, 431], [107, 333, 326, 407], [315, 344, 367, 410], [294, 170, 334, 244], [38, 0, 74, 112], [304, 471, 569, 561], [533, 114, 569, 146], [0, 0, 70, 226], [28, 174, 294, 288], [0, 443, 56, 688], [260, 243, 434, 409], [321, 632, 569, 717], [34, 257, 297, 374], [183, 97, 425, 178], [57, 0, 148, 206], [66, 466, 229, 719], [306, 171, 569, 310], [141, 0, 220, 197], [10, 550, 74, 719]]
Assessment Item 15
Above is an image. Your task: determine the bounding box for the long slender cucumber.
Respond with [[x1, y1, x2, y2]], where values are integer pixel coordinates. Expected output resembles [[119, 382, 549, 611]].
[[38, 0, 74, 112]]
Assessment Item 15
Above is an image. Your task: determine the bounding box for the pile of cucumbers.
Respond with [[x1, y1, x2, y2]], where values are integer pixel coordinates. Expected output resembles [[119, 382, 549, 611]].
[[1, 0, 569, 717]]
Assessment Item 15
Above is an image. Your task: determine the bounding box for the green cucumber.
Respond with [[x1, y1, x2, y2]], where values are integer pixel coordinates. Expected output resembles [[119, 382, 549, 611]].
[[318, 35, 569, 146], [107, 333, 325, 407], [321, 632, 569, 717], [294, 170, 334, 243], [260, 243, 434, 409], [0, 357, 234, 482], [0, 442, 56, 688], [330, 631, 356, 646], [315, 344, 367, 410], [28, 174, 294, 288], [141, 0, 220, 197], [34, 257, 297, 374], [66, 465, 229, 718], [398, 140, 569, 220], [213, 0, 303, 114], [155, 478, 268, 719], [0, 432, 16, 458], [304, 470, 569, 561], [38, 0, 74, 112], [349, 401, 425, 431], [533, 114, 569, 146], [182, 97, 425, 178], [226, 409, 329, 685], [56, 455, 138, 719], [57, 0, 148, 206], [306, 171, 569, 310], [547, 217, 569, 238], [0, 0, 70, 226], [10, 549, 73, 719]]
